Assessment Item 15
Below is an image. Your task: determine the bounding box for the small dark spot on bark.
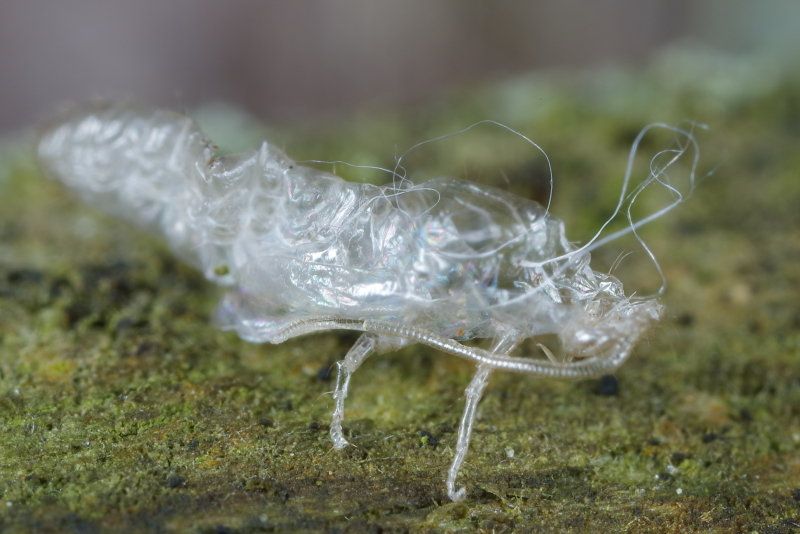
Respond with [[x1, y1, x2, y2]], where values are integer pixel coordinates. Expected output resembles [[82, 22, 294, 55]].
[[115, 316, 147, 332], [49, 277, 72, 299], [670, 452, 687, 465], [259, 417, 274, 428], [316, 364, 333, 382], [419, 430, 439, 448], [66, 302, 91, 327], [676, 312, 694, 327], [308, 421, 325, 431], [7, 268, 44, 284], [702, 432, 719, 443], [115, 317, 135, 331], [345, 447, 369, 460], [595, 374, 619, 396], [135, 342, 154, 357], [166, 474, 186, 488], [80, 261, 132, 286], [25, 472, 47, 485]]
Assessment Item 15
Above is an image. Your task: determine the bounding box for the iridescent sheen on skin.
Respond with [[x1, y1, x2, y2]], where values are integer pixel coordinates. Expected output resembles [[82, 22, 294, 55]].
[[38, 104, 699, 500]]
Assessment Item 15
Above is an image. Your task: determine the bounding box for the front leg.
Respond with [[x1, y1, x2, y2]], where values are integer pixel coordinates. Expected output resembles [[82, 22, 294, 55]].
[[447, 334, 521, 501], [447, 364, 492, 501]]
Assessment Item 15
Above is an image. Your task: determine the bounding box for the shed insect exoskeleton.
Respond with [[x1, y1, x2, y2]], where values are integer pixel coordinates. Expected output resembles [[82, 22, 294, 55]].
[[38, 104, 700, 501]]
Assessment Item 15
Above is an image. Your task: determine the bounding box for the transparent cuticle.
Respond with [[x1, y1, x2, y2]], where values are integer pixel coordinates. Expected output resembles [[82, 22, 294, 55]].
[[37, 104, 703, 500]]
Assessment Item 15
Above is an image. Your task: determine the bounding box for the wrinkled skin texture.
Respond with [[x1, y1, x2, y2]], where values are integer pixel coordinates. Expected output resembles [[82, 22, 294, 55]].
[[38, 105, 660, 365], [38, 104, 664, 499]]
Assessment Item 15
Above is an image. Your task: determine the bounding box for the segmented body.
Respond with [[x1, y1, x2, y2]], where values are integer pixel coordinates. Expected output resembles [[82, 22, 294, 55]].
[[38, 104, 688, 500]]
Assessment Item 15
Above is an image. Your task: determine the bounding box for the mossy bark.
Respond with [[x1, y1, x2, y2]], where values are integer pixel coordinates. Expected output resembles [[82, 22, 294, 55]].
[[1, 50, 799, 533]]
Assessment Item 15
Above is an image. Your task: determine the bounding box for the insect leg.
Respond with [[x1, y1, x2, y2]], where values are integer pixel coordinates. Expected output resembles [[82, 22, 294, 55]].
[[330, 333, 378, 449], [447, 364, 491, 501], [447, 334, 521, 501]]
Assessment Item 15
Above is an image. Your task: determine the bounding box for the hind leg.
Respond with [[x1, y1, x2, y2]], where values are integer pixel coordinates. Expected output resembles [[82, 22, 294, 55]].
[[330, 333, 378, 449], [447, 334, 521, 501]]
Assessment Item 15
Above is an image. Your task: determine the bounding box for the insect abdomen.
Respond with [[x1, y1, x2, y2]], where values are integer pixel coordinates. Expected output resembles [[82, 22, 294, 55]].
[[38, 104, 214, 267]]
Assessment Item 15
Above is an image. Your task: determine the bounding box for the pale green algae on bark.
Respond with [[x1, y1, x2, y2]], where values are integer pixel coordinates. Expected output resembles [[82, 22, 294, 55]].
[[1, 50, 800, 532]]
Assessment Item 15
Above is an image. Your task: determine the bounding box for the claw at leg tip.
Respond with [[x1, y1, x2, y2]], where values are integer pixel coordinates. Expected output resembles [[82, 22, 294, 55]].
[[331, 429, 349, 450], [448, 487, 466, 502]]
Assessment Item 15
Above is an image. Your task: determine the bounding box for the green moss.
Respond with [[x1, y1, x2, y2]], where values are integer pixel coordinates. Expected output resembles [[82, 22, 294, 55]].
[[2, 50, 800, 532]]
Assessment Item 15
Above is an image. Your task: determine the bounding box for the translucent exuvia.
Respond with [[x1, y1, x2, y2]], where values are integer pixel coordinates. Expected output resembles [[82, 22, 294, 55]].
[[37, 104, 700, 501]]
